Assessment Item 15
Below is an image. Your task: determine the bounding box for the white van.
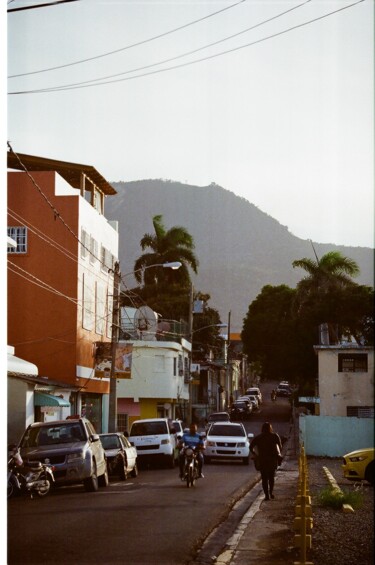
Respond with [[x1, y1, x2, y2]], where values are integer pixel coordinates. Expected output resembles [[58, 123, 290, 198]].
[[245, 387, 263, 404], [129, 418, 177, 468]]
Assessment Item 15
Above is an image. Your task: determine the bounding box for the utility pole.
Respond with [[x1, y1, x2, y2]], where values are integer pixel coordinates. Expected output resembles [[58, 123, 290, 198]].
[[108, 261, 121, 432], [188, 284, 194, 425]]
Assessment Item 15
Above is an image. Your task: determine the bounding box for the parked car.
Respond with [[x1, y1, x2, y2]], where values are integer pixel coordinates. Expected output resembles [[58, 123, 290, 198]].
[[128, 418, 177, 468], [342, 447, 374, 485], [204, 422, 253, 465], [245, 387, 263, 404], [238, 395, 259, 410], [171, 419, 184, 438], [18, 418, 108, 492], [276, 383, 292, 397], [205, 412, 231, 431], [99, 432, 138, 480], [230, 400, 252, 421]]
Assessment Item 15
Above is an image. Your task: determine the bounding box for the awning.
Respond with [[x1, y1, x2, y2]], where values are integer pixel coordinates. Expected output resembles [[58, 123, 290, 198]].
[[34, 392, 70, 408]]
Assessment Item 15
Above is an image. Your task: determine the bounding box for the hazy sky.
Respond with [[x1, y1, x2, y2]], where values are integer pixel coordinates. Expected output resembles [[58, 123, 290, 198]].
[[6, 0, 374, 248]]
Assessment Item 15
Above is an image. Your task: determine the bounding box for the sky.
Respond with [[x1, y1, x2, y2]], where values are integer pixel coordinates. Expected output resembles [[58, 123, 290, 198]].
[[5, 0, 374, 248]]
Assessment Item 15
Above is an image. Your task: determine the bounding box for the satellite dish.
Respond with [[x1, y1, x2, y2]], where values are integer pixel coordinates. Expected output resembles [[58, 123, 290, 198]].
[[134, 306, 158, 340]]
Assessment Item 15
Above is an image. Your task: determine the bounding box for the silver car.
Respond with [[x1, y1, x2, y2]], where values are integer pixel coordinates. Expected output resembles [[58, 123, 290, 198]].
[[204, 422, 254, 465], [19, 418, 108, 492]]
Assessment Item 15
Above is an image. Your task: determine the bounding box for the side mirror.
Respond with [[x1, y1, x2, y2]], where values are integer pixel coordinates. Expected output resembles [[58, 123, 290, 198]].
[[91, 434, 100, 442], [248, 433, 254, 439]]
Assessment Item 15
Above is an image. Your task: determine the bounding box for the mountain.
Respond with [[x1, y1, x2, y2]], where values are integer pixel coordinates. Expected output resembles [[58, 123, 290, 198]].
[[105, 180, 374, 332]]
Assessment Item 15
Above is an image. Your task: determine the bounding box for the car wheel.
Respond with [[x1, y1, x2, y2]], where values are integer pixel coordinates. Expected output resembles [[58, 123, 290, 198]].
[[119, 457, 128, 481], [167, 455, 175, 469], [365, 461, 374, 485], [98, 465, 109, 487], [204, 456, 211, 464], [130, 461, 139, 478], [242, 456, 250, 465], [84, 461, 99, 492]]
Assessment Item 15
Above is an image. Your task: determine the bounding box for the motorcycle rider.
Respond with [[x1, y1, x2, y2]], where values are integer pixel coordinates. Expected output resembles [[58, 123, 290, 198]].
[[178, 423, 205, 479]]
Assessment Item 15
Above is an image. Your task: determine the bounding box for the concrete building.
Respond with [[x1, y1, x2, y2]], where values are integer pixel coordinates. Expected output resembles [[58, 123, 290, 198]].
[[7, 152, 119, 432]]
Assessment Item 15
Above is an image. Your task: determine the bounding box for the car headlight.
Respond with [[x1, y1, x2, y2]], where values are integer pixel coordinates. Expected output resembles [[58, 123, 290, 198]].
[[349, 456, 367, 462], [206, 441, 216, 447], [237, 442, 246, 447], [67, 452, 83, 462], [161, 439, 170, 445]]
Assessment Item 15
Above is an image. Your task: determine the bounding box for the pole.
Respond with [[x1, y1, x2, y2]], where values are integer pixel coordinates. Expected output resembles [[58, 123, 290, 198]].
[[188, 284, 194, 425], [108, 261, 121, 432]]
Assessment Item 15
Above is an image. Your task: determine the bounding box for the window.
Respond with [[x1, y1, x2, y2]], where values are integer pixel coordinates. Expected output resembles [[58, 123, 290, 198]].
[[347, 406, 374, 418], [89, 236, 98, 265], [7, 227, 27, 253], [338, 354, 368, 373], [81, 228, 89, 259], [173, 357, 177, 376], [117, 414, 128, 434]]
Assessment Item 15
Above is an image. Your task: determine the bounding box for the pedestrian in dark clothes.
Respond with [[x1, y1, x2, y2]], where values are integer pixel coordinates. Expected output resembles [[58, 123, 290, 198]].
[[250, 422, 282, 500]]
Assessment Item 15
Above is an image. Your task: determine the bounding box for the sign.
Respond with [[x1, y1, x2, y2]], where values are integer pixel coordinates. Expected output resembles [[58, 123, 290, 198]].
[[114, 343, 133, 378], [299, 396, 320, 403]]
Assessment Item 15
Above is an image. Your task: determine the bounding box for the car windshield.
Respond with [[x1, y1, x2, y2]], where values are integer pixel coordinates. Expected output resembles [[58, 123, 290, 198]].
[[131, 422, 168, 436], [233, 402, 247, 407], [209, 425, 245, 437], [100, 435, 121, 449], [21, 423, 84, 447]]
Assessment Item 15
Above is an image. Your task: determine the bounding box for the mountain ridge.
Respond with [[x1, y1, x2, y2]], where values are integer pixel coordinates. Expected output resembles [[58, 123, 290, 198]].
[[105, 179, 374, 332]]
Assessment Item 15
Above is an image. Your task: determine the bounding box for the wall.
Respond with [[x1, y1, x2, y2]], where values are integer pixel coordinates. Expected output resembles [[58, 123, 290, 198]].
[[299, 415, 374, 456], [317, 347, 374, 416], [8, 378, 35, 445]]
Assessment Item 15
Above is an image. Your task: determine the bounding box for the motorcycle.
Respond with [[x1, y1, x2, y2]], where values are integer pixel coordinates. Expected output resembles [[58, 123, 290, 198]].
[[181, 446, 199, 488], [7, 445, 55, 499]]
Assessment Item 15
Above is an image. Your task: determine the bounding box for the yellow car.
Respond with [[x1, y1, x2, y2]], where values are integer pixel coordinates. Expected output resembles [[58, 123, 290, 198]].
[[342, 447, 374, 485]]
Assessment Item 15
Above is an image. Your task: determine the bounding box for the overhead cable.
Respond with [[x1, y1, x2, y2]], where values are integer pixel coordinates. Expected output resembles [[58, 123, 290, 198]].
[[8, 0, 247, 77], [8, 0, 365, 95]]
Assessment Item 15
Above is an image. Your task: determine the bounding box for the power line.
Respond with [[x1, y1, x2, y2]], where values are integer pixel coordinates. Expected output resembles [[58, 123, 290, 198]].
[[8, 0, 365, 95], [8, 0, 80, 13], [8, 0, 247, 78], [12, 0, 311, 92], [7, 143, 116, 269]]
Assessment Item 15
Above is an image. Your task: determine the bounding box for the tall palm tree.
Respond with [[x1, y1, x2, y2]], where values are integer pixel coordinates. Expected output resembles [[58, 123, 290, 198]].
[[133, 214, 198, 288], [292, 251, 359, 295]]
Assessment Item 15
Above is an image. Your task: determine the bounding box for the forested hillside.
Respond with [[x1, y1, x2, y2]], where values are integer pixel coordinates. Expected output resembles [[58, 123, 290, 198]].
[[105, 180, 374, 332]]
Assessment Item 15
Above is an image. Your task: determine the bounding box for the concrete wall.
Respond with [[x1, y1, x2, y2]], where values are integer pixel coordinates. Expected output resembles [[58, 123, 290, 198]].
[[299, 414, 374, 456]]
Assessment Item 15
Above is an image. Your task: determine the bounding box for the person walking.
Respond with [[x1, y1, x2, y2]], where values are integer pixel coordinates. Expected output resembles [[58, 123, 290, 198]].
[[250, 422, 282, 500]]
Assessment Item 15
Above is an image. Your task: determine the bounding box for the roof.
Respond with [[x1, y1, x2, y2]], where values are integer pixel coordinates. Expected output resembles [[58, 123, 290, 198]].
[[7, 151, 117, 196]]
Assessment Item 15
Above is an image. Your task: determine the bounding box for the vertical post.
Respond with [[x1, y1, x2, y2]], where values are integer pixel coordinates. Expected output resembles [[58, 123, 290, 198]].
[[188, 284, 194, 425], [225, 311, 231, 408], [108, 261, 121, 433]]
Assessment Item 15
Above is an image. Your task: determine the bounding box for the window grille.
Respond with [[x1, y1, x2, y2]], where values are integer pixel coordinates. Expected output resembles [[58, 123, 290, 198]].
[[7, 227, 27, 253], [338, 354, 368, 372], [347, 406, 374, 418]]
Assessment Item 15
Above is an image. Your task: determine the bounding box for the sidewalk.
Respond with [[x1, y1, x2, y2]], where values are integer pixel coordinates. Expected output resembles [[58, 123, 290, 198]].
[[214, 444, 300, 565]]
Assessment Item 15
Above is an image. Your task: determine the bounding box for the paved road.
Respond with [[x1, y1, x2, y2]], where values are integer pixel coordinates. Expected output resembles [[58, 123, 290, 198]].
[[7, 381, 291, 565]]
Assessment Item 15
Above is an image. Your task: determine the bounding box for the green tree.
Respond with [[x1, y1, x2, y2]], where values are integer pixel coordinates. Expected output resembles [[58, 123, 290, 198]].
[[292, 251, 359, 302], [241, 285, 316, 385], [133, 214, 198, 288]]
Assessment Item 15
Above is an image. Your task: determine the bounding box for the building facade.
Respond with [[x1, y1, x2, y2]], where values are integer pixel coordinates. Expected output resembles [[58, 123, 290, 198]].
[[7, 152, 119, 432]]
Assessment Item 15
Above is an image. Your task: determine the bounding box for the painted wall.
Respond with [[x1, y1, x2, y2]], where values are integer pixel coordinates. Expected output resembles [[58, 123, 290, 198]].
[[299, 414, 374, 456], [317, 347, 374, 416]]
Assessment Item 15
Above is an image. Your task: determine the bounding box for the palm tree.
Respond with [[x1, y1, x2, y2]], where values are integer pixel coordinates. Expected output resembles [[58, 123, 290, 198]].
[[292, 251, 360, 341], [133, 214, 198, 288], [292, 251, 359, 295]]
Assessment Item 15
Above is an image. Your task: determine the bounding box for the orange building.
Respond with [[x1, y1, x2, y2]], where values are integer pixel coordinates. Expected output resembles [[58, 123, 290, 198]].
[[7, 152, 119, 432]]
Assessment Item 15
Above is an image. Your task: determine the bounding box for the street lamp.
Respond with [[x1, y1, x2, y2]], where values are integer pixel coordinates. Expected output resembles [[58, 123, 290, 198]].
[[108, 260, 182, 432]]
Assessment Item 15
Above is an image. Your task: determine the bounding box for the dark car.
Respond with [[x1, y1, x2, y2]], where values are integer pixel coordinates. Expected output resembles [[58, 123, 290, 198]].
[[99, 432, 138, 480], [230, 401, 252, 421], [19, 418, 108, 492], [276, 384, 292, 397]]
